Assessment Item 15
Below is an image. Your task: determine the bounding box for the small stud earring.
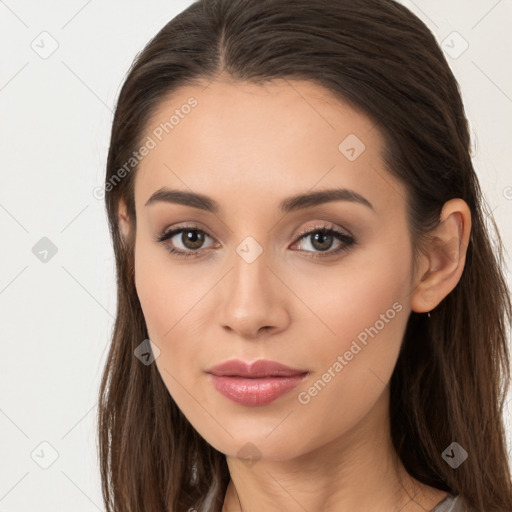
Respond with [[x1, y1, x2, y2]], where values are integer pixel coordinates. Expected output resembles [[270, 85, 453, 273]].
[[427, 311, 431, 318]]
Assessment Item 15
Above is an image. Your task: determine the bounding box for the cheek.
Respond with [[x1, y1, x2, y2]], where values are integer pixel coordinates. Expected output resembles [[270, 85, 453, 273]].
[[134, 255, 170, 340], [290, 237, 412, 353], [133, 242, 213, 386], [134, 239, 198, 338], [134, 253, 198, 410], [287, 241, 412, 427], [133, 248, 228, 447]]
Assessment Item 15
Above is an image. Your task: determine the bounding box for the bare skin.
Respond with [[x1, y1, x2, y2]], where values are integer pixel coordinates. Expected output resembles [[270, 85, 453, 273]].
[[118, 76, 471, 512]]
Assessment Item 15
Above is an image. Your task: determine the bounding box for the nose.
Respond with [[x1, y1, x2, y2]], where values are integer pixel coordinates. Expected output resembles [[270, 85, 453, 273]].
[[217, 250, 290, 339]]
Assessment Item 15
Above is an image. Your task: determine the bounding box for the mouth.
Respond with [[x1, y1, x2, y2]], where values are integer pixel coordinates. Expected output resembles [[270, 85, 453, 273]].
[[205, 359, 309, 406]]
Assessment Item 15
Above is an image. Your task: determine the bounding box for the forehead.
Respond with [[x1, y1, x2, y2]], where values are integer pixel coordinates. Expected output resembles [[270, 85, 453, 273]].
[[133, 78, 405, 217]]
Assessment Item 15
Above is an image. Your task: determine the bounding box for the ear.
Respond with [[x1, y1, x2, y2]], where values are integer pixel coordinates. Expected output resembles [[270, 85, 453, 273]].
[[118, 198, 132, 243], [410, 198, 472, 313]]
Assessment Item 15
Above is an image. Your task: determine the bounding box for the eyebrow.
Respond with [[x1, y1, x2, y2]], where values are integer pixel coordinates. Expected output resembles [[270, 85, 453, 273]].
[[144, 187, 374, 213]]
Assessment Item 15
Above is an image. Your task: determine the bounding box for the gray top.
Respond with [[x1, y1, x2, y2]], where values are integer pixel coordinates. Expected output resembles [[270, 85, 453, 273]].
[[430, 494, 468, 512], [201, 485, 467, 512]]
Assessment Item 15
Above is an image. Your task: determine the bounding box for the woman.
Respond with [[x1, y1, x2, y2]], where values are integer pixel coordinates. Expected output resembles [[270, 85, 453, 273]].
[[97, 0, 512, 510]]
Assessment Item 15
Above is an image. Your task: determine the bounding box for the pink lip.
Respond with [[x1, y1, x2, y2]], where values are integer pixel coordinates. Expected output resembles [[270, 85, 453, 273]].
[[205, 359, 309, 406]]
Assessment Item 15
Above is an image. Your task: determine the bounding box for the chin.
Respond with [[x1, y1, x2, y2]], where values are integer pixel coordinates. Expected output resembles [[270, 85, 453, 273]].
[[200, 422, 318, 463]]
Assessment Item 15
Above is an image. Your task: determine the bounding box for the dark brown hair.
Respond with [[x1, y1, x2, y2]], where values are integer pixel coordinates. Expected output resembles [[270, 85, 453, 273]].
[[97, 0, 512, 510]]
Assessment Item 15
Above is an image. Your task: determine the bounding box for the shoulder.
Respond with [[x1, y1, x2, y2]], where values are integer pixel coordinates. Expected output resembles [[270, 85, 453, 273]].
[[430, 494, 469, 512]]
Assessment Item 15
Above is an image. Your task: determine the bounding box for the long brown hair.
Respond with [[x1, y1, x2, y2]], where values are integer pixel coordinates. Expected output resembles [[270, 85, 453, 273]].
[[97, 0, 512, 510]]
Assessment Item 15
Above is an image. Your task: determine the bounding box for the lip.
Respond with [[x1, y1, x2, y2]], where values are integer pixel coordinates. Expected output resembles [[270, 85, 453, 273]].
[[205, 359, 309, 406], [206, 359, 308, 378]]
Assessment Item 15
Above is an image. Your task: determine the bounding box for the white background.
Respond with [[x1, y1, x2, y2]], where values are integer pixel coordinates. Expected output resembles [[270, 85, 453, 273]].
[[0, 1, 511, 510]]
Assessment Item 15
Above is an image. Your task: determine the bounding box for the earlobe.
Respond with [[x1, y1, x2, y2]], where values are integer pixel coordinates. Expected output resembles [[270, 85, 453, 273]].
[[410, 199, 471, 313]]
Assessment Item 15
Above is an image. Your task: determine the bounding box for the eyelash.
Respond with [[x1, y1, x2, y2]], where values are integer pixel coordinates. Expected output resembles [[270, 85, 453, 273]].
[[153, 223, 356, 260]]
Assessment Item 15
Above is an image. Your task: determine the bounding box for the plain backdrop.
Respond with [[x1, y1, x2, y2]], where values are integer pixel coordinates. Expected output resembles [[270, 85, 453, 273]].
[[1, 1, 511, 510]]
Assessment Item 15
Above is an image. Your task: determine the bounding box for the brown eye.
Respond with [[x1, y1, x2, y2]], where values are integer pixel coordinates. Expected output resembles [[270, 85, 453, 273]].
[[154, 226, 216, 258], [292, 225, 356, 259], [308, 231, 335, 252], [179, 229, 206, 250]]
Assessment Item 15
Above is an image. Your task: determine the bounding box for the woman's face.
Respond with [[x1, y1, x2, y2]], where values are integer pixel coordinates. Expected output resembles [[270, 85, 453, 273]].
[[127, 78, 418, 460]]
